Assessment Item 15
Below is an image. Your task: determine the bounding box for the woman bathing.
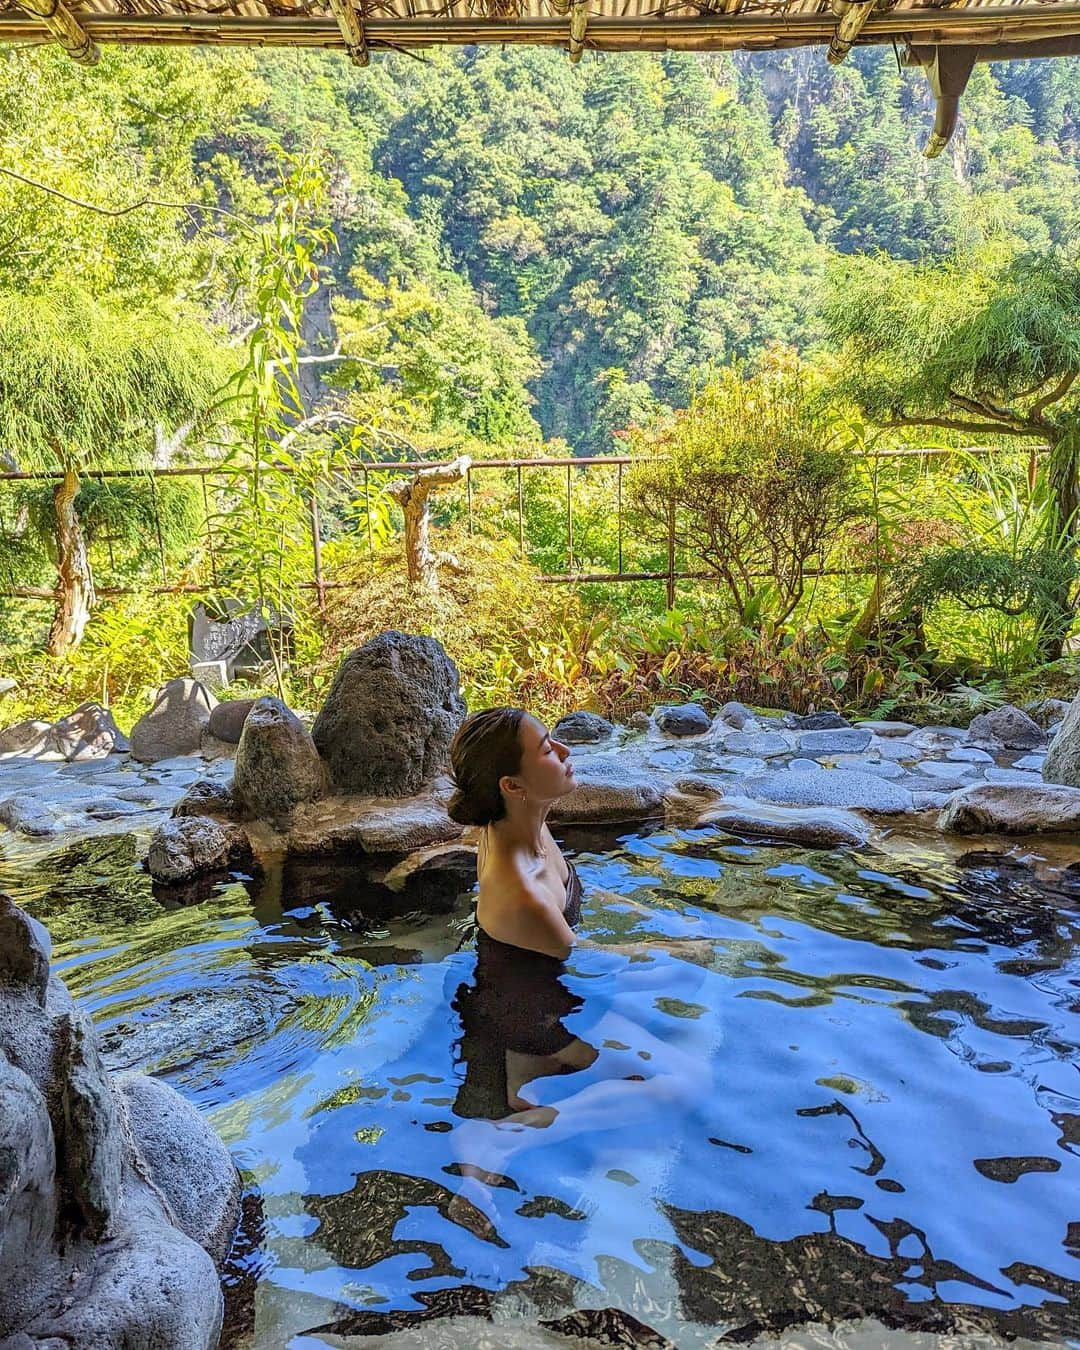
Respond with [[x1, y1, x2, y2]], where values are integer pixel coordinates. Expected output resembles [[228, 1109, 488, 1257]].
[[443, 708, 718, 1234], [447, 708, 713, 1125], [447, 706, 580, 961]]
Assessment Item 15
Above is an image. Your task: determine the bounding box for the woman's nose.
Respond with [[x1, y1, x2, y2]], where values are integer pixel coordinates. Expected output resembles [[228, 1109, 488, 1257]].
[[554, 739, 570, 759]]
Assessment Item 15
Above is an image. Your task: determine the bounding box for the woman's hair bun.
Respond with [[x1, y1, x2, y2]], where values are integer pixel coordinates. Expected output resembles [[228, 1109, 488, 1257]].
[[447, 707, 527, 828], [446, 788, 490, 827]]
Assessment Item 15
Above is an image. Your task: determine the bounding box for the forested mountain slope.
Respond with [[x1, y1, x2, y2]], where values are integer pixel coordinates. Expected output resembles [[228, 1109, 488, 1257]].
[[2, 43, 1078, 451]]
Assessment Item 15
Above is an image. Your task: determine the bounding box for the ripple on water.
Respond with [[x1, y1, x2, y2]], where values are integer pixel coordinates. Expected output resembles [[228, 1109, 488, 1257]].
[[3, 824, 1079, 1349]]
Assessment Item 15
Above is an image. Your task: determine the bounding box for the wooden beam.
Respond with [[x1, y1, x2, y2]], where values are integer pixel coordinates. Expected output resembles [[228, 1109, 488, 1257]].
[[901, 43, 977, 155], [326, 0, 369, 64], [15, 0, 98, 62], [569, 0, 588, 60]]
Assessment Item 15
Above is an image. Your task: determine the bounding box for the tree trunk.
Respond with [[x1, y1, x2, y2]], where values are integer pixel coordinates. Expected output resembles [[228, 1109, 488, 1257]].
[[388, 457, 470, 592], [45, 465, 95, 656]]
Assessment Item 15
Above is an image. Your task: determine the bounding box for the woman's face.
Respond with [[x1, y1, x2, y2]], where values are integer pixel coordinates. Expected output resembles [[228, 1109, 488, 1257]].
[[509, 714, 575, 804]]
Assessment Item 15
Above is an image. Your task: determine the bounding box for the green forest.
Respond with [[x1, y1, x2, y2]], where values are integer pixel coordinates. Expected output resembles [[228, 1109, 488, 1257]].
[[1, 42, 1079, 726]]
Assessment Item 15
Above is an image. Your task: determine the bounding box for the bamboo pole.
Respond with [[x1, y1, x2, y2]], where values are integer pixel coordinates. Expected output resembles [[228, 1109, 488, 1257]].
[[326, 0, 369, 64], [569, 0, 588, 61], [828, 0, 876, 64], [13, 0, 98, 63]]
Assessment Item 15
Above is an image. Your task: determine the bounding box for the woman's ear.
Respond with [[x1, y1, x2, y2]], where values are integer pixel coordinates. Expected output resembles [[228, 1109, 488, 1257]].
[[498, 773, 524, 801]]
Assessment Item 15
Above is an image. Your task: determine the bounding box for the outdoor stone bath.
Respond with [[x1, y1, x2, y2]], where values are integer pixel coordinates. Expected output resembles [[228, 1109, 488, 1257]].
[[4, 631, 1080, 895], [3, 634, 1080, 1347], [127, 646, 1080, 891]]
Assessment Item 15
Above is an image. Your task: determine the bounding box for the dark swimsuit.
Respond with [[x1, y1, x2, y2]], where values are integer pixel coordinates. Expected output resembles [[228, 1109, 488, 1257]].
[[451, 863, 585, 1119]]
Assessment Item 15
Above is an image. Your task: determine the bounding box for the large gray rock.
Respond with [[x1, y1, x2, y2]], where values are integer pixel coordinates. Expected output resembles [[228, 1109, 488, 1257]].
[[786, 711, 850, 731], [654, 703, 712, 737], [233, 697, 326, 821], [746, 769, 914, 815], [723, 730, 792, 757], [130, 679, 218, 764], [939, 782, 1080, 834], [207, 697, 257, 745], [552, 711, 615, 744], [146, 816, 249, 884], [0, 1054, 58, 1333], [0, 895, 50, 1005], [0, 794, 62, 837], [50, 702, 129, 761], [1025, 697, 1071, 728], [0, 719, 57, 759], [311, 632, 465, 797], [1042, 690, 1080, 787], [967, 704, 1046, 752], [717, 701, 757, 730], [696, 798, 871, 849], [0, 893, 238, 1347], [549, 758, 665, 823], [115, 1072, 240, 1263], [174, 780, 235, 819]]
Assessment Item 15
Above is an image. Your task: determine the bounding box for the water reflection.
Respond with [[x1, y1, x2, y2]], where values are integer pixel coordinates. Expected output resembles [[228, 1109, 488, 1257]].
[[2, 822, 1078, 1348]]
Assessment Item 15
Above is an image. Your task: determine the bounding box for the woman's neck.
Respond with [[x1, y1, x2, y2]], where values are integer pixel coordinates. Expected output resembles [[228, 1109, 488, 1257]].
[[488, 802, 550, 860]]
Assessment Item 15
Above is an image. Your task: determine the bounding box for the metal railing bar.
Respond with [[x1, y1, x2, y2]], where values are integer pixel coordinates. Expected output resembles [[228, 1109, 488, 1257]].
[[0, 444, 1039, 483]]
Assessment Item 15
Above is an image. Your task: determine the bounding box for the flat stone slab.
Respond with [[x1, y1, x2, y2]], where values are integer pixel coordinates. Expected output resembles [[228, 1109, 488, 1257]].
[[745, 769, 914, 815], [946, 747, 994, 764], [982, 766, 1044, 786], [915, 760, 980, 784], [834, 757, 906, 780], [798, 728, 872, 755], [871, 738, 922, 762], [710, 754, 768, 776], [286, 794, 463, 855], [696, 797, 871, 849], [939, 783, 1080, 834], [855, 720, 916, 737], [722, 730, 792, 757], [551, 759, 666, 824]]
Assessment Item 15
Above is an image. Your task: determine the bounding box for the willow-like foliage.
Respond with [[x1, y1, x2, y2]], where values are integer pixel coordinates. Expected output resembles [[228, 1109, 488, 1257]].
[[0, 288, 229, 471]]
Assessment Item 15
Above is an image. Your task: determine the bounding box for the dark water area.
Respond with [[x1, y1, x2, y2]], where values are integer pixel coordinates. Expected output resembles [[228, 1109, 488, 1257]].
[[2, 823, 1079, 1348]]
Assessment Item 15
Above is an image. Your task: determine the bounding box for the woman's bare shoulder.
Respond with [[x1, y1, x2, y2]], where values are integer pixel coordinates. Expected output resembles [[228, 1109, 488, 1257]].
[[477, 859, 574, 959]]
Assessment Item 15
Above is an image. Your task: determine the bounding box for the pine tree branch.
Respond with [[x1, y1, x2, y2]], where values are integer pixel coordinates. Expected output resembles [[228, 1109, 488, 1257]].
[[946, 391, 1028, 430], [882, 414, 1045, 438], [1030, 370, 1078, 422]]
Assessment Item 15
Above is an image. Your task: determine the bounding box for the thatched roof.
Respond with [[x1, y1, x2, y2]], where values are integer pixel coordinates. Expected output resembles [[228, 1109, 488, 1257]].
[[2, 0, 1079, 154]]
